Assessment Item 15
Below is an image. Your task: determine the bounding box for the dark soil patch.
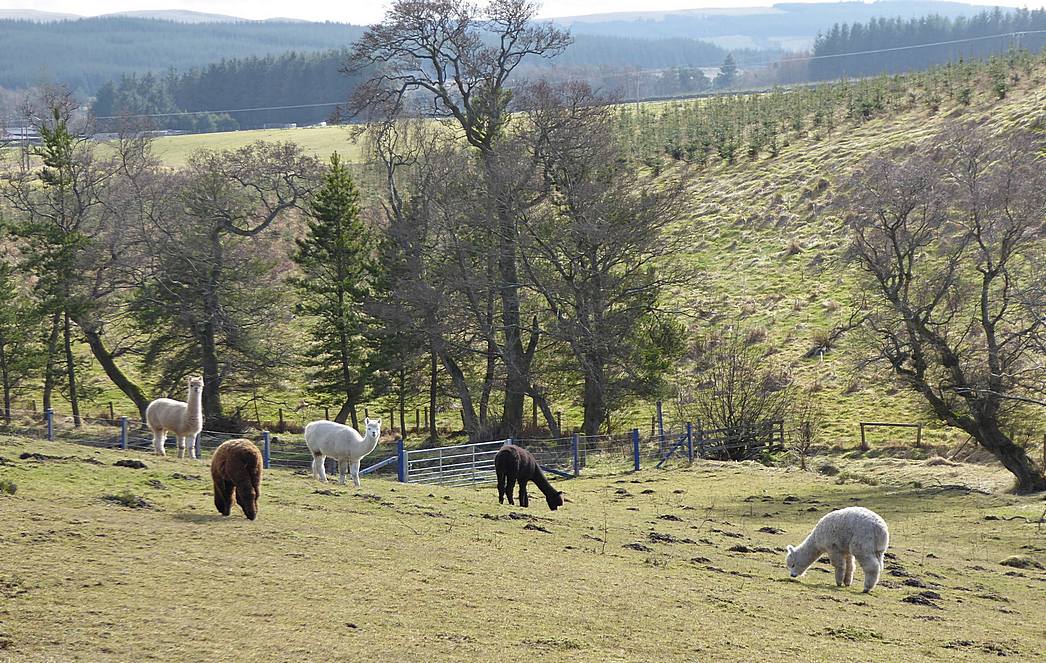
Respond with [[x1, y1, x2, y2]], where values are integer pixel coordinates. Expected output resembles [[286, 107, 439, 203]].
[[313, 489, 342, 496], [623, 542, 653, 552], [146, 479, 167, 490], [102, 491, 153, 509], [639, 489, 656, 495], [999, 555, 1043, 570], [524, 523, 550, 533], [757, 526, 784, 534], [114, 459, 147, 469], [656, 514, 683, 521], [170, 473, 201, 481], [728, 544, 777, 553], [902, 591, 943, 609], [711, 528, 745, 539]]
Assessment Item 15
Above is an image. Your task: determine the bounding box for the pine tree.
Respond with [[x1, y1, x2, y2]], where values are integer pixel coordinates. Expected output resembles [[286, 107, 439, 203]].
[[715, 53, 738, 89], [0, 259, 42, 422], [292, 153, 375, 428]]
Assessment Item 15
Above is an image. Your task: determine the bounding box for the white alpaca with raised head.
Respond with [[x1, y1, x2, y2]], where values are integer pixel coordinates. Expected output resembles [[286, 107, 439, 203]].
[[146, 376, 204, 459], [304, 417, 381, 487], [785, 506, 890, 593]]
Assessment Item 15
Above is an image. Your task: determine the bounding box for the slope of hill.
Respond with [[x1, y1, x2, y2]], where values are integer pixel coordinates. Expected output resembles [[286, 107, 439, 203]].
[[552, 0, 997, 50], [0, 434, 1042, 661]]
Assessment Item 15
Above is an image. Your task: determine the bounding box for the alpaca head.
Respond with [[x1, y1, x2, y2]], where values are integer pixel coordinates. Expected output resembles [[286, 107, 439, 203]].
[[785, 545, 805, 578], [235, 482, 258, 521], [546, 489, 564, 511], [188, 376, 203, 396], [363, 417, 381, 439]]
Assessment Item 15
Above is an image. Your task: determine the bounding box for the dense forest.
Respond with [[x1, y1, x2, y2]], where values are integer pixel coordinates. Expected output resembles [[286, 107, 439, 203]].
[[89, 40, 759, 130], [0, 17, 365, 95], [810, 7, 1046, 80]]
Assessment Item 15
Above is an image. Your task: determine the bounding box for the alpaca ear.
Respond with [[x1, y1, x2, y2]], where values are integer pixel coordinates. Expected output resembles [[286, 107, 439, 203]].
[[787, 545, 794, 553], [364, 417, 371, 426]]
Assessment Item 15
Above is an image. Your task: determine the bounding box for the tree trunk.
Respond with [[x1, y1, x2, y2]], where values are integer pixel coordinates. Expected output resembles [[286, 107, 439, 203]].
[[528, 387, 561, 439], [975, 420, 1046, 494], [199, 320, 222, 421], [78, 323, 150, 420], [0, 341, 10, 422], [62, 312, 81, 427], [398, 366, 407, 438], [581, 364, 606, 438], [428, 349, 438, 442], [439, 350, 479, 437], [334, 398, 358, 427], [479, 336, 496, 427], [42, 311, 61, 412]]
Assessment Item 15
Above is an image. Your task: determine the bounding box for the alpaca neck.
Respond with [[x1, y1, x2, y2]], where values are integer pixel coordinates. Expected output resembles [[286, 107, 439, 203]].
[[531, 467, 557, 498], [359, 430, 379, 455], [184, 386, 203, 429], [793, 536, 821, 574]]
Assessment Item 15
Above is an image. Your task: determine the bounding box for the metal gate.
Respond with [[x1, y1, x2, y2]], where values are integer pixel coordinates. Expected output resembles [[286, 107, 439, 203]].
[[401, 438, 510, 486]]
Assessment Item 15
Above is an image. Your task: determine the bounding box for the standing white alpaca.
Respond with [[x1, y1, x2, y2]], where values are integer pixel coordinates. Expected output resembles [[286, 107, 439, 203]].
[[145, 376, 204, 459], [304, 418, 381, 487]]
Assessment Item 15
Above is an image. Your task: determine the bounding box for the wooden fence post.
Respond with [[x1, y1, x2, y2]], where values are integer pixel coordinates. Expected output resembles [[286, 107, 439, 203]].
[[119, 417, 128, 450], [324, 406, 330, 421], [108, 401, 115, 422], [572, 433, 580, 477], [397, 439, 406, 483], [45, 408, 53, 441], [657, 400, 665, 455], [916, 425, 922, 448], [262, 430, 271, 470], [686, 421, 694, 462], [860, 423, 868, 451]]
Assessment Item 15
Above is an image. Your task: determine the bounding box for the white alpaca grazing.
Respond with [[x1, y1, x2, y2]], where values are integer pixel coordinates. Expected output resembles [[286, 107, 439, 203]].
[[145, 376, 204, 459], [304, 418, 381, 487], [785, 506, 890, 593]]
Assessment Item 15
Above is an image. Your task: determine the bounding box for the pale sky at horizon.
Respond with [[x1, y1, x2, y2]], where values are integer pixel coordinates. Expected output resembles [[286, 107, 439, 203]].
[[3, 0, 1044, 25]]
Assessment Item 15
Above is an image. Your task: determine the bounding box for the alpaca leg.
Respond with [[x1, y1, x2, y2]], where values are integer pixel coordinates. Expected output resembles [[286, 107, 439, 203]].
[[350, 459, 361, 488], [152, 429, 166, 456], [497, 472, 506, 504], [829, 551, 846, 587], [857, 553, 882, 593], [187, 435, 198, 460], [519, 480, 529, 508], [844, 555, 856, 587], [338, 459, 347, 485], [176, 435, 186, 459], [316, 455, 328, 483], [504, 476, 516, 505], [310, 453, 320, 480]]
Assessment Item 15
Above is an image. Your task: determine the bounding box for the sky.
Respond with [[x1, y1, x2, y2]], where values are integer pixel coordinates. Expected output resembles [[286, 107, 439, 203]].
[[2, 0, 1043, 25]]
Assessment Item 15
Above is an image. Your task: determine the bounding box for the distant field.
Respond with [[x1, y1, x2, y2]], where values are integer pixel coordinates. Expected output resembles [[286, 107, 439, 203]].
[[150, 125, 366, 166], [1, 434, 1043, 662]]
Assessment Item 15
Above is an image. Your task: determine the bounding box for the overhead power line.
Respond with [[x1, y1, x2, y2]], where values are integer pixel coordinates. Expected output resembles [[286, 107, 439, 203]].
[[90, 29, 1044, 121]]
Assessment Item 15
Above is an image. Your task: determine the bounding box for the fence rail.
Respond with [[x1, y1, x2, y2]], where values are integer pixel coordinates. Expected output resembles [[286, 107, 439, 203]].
[[1, 407, 785, 487]]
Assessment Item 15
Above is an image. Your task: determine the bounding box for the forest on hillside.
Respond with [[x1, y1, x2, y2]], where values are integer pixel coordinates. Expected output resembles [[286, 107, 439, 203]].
[[810, 7, 1046, 79]]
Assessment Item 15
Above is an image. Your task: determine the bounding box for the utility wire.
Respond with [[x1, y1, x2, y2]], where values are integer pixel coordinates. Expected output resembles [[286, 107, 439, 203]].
[[90, 29, 1044, 121]]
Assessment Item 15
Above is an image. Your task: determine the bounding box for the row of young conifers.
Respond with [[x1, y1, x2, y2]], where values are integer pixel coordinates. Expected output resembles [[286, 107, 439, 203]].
[[146, 376, 891, 593]]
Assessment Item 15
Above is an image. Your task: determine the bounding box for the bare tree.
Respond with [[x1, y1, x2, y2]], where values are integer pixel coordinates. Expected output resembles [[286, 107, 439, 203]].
[[790, 389, 823, 470], [841, 125, 1046, 493], [517, 81, 688, 436], [348, 0, 571, 434]]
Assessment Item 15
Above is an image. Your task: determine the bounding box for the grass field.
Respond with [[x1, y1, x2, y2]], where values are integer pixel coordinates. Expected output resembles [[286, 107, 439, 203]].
[[1, 433, 1044, 662], [150, 125, 366, 167]]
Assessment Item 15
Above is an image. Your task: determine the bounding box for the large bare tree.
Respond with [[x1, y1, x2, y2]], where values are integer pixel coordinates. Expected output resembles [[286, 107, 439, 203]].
[[841, 125, 1046, 493], [348, 0, 571, 434]]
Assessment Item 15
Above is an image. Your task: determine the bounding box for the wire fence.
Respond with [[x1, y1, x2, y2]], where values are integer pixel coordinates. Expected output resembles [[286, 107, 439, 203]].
[[1, 406, 785, 487]]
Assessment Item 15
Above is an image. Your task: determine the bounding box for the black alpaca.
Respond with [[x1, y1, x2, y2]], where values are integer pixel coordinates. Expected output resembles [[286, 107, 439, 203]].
[[495, 445, 564, 511]]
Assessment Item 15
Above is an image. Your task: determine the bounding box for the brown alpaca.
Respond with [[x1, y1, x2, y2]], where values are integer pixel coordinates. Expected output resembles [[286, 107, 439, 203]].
[[495, 445, 563, 511], [210, 438, 263, 520]]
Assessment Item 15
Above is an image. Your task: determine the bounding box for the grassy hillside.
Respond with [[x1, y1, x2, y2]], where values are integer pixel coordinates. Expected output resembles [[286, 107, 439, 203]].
[[150, 125, 365, 167], [0, 434, 1043, 661]]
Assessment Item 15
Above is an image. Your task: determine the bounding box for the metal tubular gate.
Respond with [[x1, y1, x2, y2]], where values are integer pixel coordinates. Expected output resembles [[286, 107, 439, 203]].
[[402, 438, 510, 486]]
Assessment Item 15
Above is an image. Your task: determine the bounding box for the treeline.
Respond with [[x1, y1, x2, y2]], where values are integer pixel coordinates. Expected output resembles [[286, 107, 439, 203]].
[[0, 17, 364, 95], [810, 7, 1046, 80], [92, 50, 365, 132]]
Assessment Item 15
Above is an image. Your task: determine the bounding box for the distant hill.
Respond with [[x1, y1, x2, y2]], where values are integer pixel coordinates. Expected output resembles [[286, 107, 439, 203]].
[[552, 1, 997, 50], [0, 17, 365, 95]]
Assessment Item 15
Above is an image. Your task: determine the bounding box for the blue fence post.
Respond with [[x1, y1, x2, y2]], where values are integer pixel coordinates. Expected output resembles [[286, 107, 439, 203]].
[[262, 430, 271, 469], [194, 433, 201, 459], [396, 438, 406, 483], [45, 408, 54, 441], [631, 428, 640, 472], [686, 421, 693, 463], [571, 433, 580, 477], [120, 416, 128, 450]]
